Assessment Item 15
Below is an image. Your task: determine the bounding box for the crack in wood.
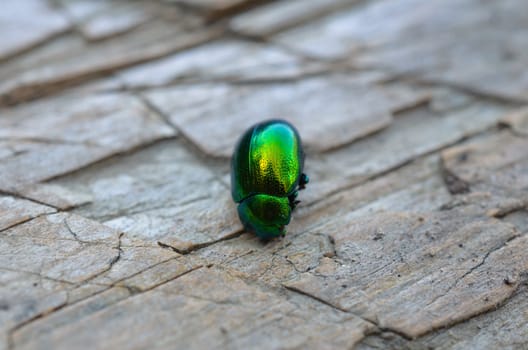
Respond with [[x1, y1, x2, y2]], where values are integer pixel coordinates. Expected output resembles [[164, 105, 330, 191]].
[[0, 137, 101, 147], [0, 267, 77, 286], [157, 228, 246, 255], [40, 134, 178, 184], [440, 162, 471, 195], [0, 189, 60, 211], [426, 234, 522, 309], [3, 1, 528, 348], [304, 125, 501, 212], [358, 282, 528, 349], [6, 256, 202, 348], [0, 211, 55, 235], [283, 284, 413, 341]]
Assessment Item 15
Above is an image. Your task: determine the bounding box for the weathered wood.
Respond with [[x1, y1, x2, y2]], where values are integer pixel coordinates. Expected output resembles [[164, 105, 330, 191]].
[[0, 0, 69, 61], [284, 212, 525, 338], [58, 0, 153, 41], [13, 267, 372, 350], [0, 92, 174, 195], [274, 0, 528, 102], [171, 0, 270, 21], [0, 3, 219, 106], [144, 73, 429, 157], [56, 139, 242, 252], [1, 0, 528, 349], [0, 196, 55, 231], [229, 0, 359, 37], [501, 107, 528, 136], [115, 39, 327, 88]]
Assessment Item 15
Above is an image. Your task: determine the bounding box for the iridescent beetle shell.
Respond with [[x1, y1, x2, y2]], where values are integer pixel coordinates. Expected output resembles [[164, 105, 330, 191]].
[[231, 119, 309, 239]]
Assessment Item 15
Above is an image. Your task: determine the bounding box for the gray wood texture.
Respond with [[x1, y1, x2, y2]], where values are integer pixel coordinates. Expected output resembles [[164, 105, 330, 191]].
[[1, 0, 527, 349]]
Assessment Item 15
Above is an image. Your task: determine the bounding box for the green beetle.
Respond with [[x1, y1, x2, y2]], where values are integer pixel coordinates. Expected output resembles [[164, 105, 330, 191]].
[[231, 120, 309, 239]]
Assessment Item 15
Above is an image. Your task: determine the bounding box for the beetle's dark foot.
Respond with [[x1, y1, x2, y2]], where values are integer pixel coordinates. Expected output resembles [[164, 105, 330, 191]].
[[299, 173, 309, 190], [288, 191, 299, 209], [289, 199, 301, 210]]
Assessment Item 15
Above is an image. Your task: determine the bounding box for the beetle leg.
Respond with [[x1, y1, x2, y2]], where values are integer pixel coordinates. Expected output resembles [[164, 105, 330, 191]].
[[288, 191, 299, 209], [299, 173, 309, 190]]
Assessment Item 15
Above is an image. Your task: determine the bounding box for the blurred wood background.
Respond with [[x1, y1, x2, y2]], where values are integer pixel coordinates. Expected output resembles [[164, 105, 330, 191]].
[[1, 0, 527, 349]]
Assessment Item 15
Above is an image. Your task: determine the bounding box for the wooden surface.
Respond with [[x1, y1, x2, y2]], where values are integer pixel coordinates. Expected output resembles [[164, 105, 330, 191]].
[[1, 0, 528, 349]]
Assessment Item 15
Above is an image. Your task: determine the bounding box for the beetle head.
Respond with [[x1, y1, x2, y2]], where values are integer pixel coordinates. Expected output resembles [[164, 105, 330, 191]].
[[237, 194, 291, 239]]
